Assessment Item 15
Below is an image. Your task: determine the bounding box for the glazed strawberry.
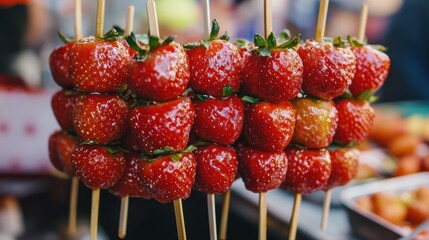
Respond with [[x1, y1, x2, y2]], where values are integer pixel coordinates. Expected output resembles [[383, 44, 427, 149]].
[[72, 145, 126, 189], [334, 99, 375, 146], [73, 94, 128, 144], [291, 98, 338, 149], [48, 130, 79, 175], [194, 145, 238, 194], [348, 38, 390, 98], [243, 100, 295, 151], [298, 39, 356, 100], [69, 29, 130, 93], [49, 41, 74, 88], [126, 34, 190, 101], [282, 147, 331, 194], [129, 97, 195, 154], [185, 20, 241, 97], [324, 148, 359, 189], [138, 151, 196, 203], [242, 33, 303, 102], [109, 152, 151, 199], [237, 144, 288, 193], [192, 95, 244, 145], [51, 90, 78, 132]]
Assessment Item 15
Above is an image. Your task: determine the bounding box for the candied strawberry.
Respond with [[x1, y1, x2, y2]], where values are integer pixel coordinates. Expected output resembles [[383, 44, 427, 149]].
[[242, 33, 303, 102], [49, 42, 74, 88], [109, 152, 151, 199], [120, 126, 140, 152], [237, 143, 288, 193], [194, 145, 238, 194], [69, 34, 130, 93], [129, 97, 195, 154], [243, 101, 295, 151], [298, 39, 356, 100], [72, 145, 126, 189], [291, 98, 338, 149], [334, 99, 375, 146], [127, 35, 190, 101], [48, 130, 79, 175], [324, 148, 359, 189], [73, 94, 128, 144], [51, 90, 78, 132], [349, 44, 390, 97], [282, 147, 331, 194], [138, 152, 196, 203], [192, 95, 244, 145]]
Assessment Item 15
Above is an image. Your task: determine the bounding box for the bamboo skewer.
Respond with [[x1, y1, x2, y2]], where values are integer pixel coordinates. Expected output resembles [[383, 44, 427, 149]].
[[207, 194, 218, 240], [146, 0, 160, 38], [118, 196, 129, 239], [288, 193, 302, 240], [320, 189, 332, 231], [125, 5, 135, 36], [68, 177, 79, 236], [173, 199, 187, 240], [258, 192, 267, 240], [358, 3, 368, 42], [263, 0, 272, 39], [219, 189, 231, 240], [90, 188, 100, 240], [74, 0, 82, 40], [315, 0, 329, 42], [95, 0, 105, 38], [203, 0, 211, 40]]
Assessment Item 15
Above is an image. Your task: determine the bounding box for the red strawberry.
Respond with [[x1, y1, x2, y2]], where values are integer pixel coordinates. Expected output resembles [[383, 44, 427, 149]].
[[138, 152, 196, 203], [109, 152, 151, 198], [73, 94, 128, 144], [298, 39, 356, 100], [48, 130, 79, 175], [192, 95, 244, 145], [129, 97, 195, 154], [291, 98, 338, 149], [237, 143, 288, 193], [120, 126, 140, 152], [51, 90, 78, 132], [243, 101, 295, 151], [324, 148, 359, 189], [49, 42, 74, 88], [334, 99, 375, 146], [349, 44, 390, 97], [185, 20, 241, 97], [235, 39, 254, 67], [127, 35, 190, 101], [281, 147, 331, 194], [194, 145, 238, 194], [72, 145, 126, 189], [242, 33, 303, 102], [69, 31, 130, 93]]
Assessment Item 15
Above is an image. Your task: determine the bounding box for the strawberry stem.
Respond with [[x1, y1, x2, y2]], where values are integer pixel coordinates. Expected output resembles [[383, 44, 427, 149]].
[[58, 31, 74, 44]]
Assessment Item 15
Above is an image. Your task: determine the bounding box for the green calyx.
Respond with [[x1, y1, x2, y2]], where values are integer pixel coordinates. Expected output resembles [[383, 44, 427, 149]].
[[58, 31, 74, 44], [340, 89, 378, 103], [332, 36, 349, 48], [96, 27, 123, 41], [241, 96, 260, 104], [141, 145, 197, 162], [252, 32, 300, 57], [79, 140, 128, 155], [113, 25, 125, 36], [126, 32, 175, 61], [183, 19, 230, 49], [347, 35, 387, 52]]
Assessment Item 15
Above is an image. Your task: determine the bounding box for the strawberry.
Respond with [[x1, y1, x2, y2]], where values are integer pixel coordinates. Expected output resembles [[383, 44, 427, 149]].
[[334, 99, 375, 146], [129, 97, 195, 154], [241, 33, 303, 102], [69, 29, 130, 93], [48, 130, 79, 175], [291, 97, 338, 149], [49, 40, 74, 88], [243, 100, 295, 151], [51, 90, 78, 132], [297, 38, 356, 100], [324, 148, 359, 189], [126, 34, 190, 101], [72, 145, 126, 189], [138, 151, 196, 203], [194, 144, 238, 194], [72, 94, 128, 144], [185, 20, 241, 97], [348, 38, 391, 98], [109, 152, 151, 199], [237, 143, 288, 193], [281, 147, 331, 194], [235, 39, 254, 67], [192, 95, 244, 145]]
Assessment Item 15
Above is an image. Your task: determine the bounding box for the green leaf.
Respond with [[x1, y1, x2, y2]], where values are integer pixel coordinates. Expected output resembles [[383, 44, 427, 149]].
[[253, 34, 267, 48], [102, 146, 122, 155], [162, 35, 175, 46], [222, 85, 234, 97], [169, 153, 182, 162], [235, 39, 249, 48], [357, 89, 375, 101], [258, 48, 271, 56], [341, 89, 354, 100], [267, 32, 277, 48], [101, 28, 121, 41], [368, 95, 379, 103], [58, 31, 74, 44], [113, 25, 125, 36], [347, 35, 365, 47], [125, 32, 144, 52], [183, 42, 200, 49], [196, 94, 209, 101], [218, 32, 230, 41], [80, 140, 98, 145], [241, 96, 260, 104], [333, 36, 348, 48], [371, 44, 387, 52], [278, 34, 300, 49], [149, 35, 160, 50], [192, 140, 209, 147], [183, 145, 197, 153], [209, 19, 220, 40], [279, 29, 291, 41], [201, 41, 210, 49], [151, 146, 174, 155]]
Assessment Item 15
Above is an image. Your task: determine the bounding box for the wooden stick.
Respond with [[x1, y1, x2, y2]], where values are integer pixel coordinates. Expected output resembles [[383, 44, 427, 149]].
[[358, 3, 368, 42], [203, 0, 211, 40], [90, 188, 100, 240], [315, 0, 329, 42], [207, 194, 218, 240], [95, 0, 105, 38], [263, 0, 272, 39], [259, 192, 267, 240], [125, 5, 135, 36], [173, 199, 187, 240], [67, 176, 79, 236], [320, 189, 332, 231], [219, 190, 231, 240], [146, 0, 160, 38], [74, 0, 82, 40], [288, 193, 302, 240], [118, 196, 129, 239]]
